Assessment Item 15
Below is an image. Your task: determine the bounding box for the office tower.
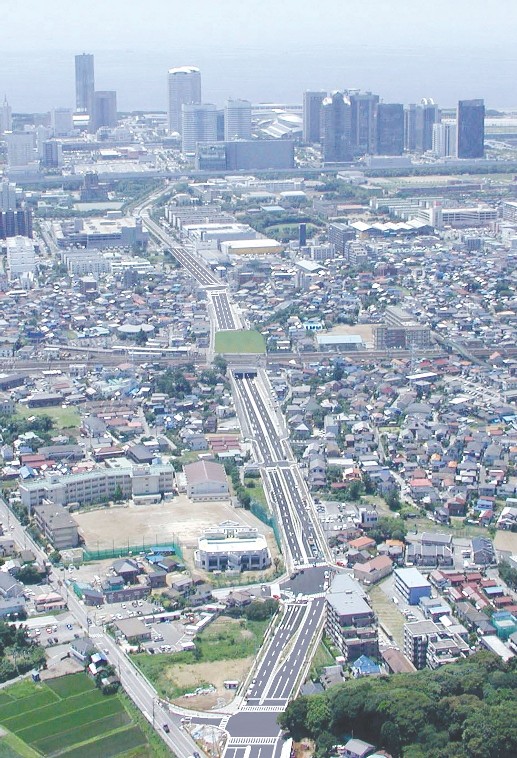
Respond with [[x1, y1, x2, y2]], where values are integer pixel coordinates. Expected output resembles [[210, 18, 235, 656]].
[[405, 100, 440, 153], [303, 90, 326, 143], [349, 91, 379, 154], [0, 209, 32, 240], [224, 99, 252, 140], [376, 103, 404, 155], [92, 91, 117, 131], [181, 103, 217, 154], [320, 91, 352, 163], [216, 110, 225, 141], [457, 99, 485, 158], [5, 132, 35, 167], [51, 108, 74, 137], [42, 140, 63, 168], [415, 99, 440, 152], [75, 53, 95, 114], [404, 104, 417, 151], [0, 97, 12, 134], [0, 179, 16, 211], [167, 66, 201, 134], [432, 121, 457, 158]]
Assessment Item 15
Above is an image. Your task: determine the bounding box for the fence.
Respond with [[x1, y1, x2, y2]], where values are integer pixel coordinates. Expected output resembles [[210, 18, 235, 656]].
[[250, 501, 282, 552], [82, 540, 182, 562]]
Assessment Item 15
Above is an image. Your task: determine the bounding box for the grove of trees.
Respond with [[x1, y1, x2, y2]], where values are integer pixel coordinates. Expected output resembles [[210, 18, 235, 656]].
[[278, 652, 517, 758]]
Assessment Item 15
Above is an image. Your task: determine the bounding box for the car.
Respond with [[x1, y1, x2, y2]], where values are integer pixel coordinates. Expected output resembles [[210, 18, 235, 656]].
[[163, 724, 170, 733], [66, 623, 73, 630], [46, 627, 52, 634]]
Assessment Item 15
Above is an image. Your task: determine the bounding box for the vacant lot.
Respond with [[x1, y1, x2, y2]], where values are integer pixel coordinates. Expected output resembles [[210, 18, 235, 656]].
[[134, 615, 268, 710], [215, 330, 265, 354], [368, 580, 405, 648], [0, 673, 164, 758], [75, 496, 278, 566]]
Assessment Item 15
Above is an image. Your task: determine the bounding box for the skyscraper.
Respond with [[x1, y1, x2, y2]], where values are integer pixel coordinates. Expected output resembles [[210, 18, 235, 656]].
[[92, 91, 118, 131], [303, 91, 325, 143], [224, 99, 252, 141], [415, 99, 440, 152], [181, 103, 217, 154], [349, 91, 379, 154], [167, 66, 201, 134], [320, 92, 352, 163], [457, 99, 485, 158], [0, 97, 12, 134], [376, 103, 405, 155], [75, 54, 95, 115]]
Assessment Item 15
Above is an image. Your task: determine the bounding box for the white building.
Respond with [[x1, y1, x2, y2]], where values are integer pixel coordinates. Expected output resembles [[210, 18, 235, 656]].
[[5, 236, 36, 281], [5, 132, 35, 167], [51, 108, 74, 137], [181, 103, 218, 154], [167, 66, 201, 134], [184, 460, 229, 501], [224, 99, 252, 141], [19, 464, 174, 510], [195, 521, 271, 572], [432, 121, 457, 158]]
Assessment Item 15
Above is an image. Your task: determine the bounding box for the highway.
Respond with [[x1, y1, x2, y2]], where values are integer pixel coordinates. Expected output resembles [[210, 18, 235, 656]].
[[142, 213, 220, 288], [232, 373, 329, 567], [210, 290, 240, 331]]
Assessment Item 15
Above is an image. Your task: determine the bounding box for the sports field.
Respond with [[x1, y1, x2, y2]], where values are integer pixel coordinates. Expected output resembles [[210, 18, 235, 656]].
[[215, 329, 265, 354], [0, 674, 160, 758]]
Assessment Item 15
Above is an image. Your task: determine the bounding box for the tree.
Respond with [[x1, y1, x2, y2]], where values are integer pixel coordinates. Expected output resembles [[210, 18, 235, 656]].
[[278, 696, 309, 741], [306, 696, 331, 737], [112, 485, 124, 503]]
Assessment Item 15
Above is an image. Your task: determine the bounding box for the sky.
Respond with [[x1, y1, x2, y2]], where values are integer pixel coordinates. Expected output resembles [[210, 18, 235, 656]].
[[2, 0, 517, 112]]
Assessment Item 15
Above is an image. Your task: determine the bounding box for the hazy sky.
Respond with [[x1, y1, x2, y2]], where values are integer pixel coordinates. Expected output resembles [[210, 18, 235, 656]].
[[2, 0, 517, 111]]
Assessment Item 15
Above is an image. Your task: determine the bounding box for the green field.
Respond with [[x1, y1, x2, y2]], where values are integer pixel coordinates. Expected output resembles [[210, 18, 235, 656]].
[[0, 673, 165, 758], [17, 405, 81, 431], [215, 329, 265, 354]]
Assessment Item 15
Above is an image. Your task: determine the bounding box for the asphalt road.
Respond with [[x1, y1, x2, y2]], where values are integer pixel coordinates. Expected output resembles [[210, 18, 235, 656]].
[[211, 291, 239, 331]]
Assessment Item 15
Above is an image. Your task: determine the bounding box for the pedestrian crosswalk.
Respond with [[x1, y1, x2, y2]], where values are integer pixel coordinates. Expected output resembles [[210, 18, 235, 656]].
[[227, 737, 277, 745], [240, 705, 285, 712]]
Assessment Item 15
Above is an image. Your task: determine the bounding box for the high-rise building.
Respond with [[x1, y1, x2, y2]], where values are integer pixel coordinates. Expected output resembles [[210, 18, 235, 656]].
[[92, 91, 117, 131], [224, 99, 252, 141], [0, 179, 16, 212], [42, 140, 63, 168], [432, 121, 457, 158], [0, 97, 12, 134], [415, 99, 440, 152], [376, 103, 404, 155], [5, 132, 35, 167], [349, 91, 379, 154], [303, 90, 326, 143], [457, 99, 485, 158], [181, 103, 217, 154], [167, 66, 201, 134], [320, 91, 352, 163], [75, 54, 95, 115], [404, 104, 417, 152], [51, 108, 74, 137]]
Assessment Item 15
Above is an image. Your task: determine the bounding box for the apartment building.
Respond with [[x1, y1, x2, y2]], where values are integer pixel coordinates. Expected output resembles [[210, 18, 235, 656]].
[[33, 504, 79, 549], [325, 574, 378, 662]]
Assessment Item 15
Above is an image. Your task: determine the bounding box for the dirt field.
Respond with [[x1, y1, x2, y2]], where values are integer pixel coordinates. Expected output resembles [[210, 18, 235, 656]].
[[74, 495, 279, 566], [169, 657, 253, 710]]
